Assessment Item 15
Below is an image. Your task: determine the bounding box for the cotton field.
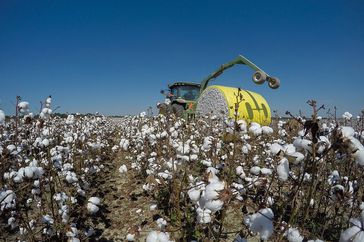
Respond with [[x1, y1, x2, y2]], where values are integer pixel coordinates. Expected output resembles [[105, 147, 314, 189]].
[[1, 98, 364, 242]]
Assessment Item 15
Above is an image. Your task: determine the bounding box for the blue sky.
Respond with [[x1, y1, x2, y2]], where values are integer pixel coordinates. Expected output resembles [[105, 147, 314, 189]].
[[0, 0, 363, 117]]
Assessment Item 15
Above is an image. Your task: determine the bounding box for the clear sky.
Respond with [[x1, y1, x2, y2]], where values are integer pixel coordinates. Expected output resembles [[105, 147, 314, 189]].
[[0, 0, 363, 117]]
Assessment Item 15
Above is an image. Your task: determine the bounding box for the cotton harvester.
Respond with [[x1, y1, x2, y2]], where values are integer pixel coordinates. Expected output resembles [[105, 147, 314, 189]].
[[157, 55, 280, 125]]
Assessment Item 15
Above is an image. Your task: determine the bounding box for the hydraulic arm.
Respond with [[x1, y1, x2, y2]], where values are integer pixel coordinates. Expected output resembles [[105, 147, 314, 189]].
[[199, 55, 280, 93]]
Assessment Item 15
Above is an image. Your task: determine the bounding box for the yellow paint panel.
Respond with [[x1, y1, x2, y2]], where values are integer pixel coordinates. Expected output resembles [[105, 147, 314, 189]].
[[208, 85, 271, 125]]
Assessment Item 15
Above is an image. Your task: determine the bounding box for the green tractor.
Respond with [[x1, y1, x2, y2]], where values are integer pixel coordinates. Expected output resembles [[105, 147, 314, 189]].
[[157, 55, 280, 121], [158, 82, 200, 118]]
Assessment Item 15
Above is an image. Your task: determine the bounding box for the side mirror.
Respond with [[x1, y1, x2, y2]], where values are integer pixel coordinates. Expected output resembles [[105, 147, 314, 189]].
[[160, 90, 165, 94]]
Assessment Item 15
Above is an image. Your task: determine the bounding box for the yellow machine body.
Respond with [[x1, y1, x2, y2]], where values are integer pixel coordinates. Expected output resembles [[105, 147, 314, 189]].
[[206, 85, 272, 125]]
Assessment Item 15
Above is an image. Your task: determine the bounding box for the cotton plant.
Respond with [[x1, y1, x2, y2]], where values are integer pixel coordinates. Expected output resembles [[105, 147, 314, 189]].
[[0, 102, 120, 240]]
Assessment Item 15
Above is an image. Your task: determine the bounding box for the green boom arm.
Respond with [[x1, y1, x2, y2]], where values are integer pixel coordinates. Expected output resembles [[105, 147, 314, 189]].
[[199, 55, 272, 93]]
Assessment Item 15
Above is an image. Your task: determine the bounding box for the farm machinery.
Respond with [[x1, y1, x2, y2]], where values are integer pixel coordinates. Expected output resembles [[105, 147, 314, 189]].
[[157, 55, 280, 125]]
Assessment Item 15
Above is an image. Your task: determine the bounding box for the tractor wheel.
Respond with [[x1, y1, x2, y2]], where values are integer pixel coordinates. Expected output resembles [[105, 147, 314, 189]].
[[268, 77, 280, 89], [158, 103, 172, 115], [172, 104, 184, 117], [252, 71, 267, 84]]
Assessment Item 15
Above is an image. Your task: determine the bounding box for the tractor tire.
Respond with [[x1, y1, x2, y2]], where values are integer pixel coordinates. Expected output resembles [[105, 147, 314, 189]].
[[158, 103, 172, 116], [172, 104, 185, 117], [268, 77, 280, 89], [252, 71, 267, 85]]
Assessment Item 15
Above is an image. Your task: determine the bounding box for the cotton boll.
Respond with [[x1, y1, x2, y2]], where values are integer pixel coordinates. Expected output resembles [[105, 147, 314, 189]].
[[293, 137, 312, 153], [360, 202, 364, 211], [85, 227, 95, 237], [340, 211, 364, 242], [66, 115, 75, 124], [353, 149, 364, 166], [291, 152, 305, 164], [18, 101, 30, 113], [42, 108, 52, 115], [342, 112, 353, 120], [190, 154, 198, 161], [277, 158, 289, 181], [284, 144, 296, 156], [270, 143, 283, 156], [24, 167, 34, 178], [42, 138, 50, 147], [204, 199, 224, 212], [87, 203, 99, 214], [286, 228, 304, 242], [236, 165, 246, 178], [249, 123, 262, 136], [204, 181, 225, 200], [42, 214, 54, 224], [13, 174, 23, 183], [126, 233, 136, 241], [188, 188, 201, 203], [146, 231, 174, 242], [238, 120, 247, 132], [119, 164, 128, 174], [196, 207, 212, 224], [65, 172, 78, 184], [261, 168, 272, 175], [262, 126, 273, 135], [267, 197, 274, 206], [341, 126, 355, 138], [242, 144, 251, 154], [40, 108, 52, 119], [120, 138, 130, 151], [244, 208, 274, 241], [45, 96, 52, 105], [42, 128, 50, 136], [87, 197, 101, 214], [156, 218, 167, 229], [88, 197, 101, 206], [8, 216, 17, 229], [250, 166, 261, 175], [7, 144, 16, 152]]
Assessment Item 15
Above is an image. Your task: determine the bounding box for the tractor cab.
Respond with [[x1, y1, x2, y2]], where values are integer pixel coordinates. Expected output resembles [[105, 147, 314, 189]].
[[167, 82, 201, 102], [159, 82, 201, 118]]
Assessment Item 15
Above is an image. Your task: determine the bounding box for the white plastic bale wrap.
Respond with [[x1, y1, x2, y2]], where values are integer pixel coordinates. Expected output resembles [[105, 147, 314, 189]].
[[196, 88, 229, 119]]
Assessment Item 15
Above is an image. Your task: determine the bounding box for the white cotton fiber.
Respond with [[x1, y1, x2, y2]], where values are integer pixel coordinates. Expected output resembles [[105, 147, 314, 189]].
[[0, 110, 5, 125], [244, 208, 274, 241], [270, 143, 283, 155], [287, 228, 304, 242], [196, 88, 229, 118], [277, 158, 289, 181]]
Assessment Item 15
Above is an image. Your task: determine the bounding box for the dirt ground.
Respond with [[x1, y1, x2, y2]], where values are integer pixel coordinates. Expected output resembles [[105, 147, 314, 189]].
[[92, 152, 259, 242]]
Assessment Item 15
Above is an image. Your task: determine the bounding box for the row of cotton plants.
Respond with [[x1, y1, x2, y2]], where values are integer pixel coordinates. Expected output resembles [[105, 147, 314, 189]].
[[0, 97, 119, 241], [116, 106, 364, 241]]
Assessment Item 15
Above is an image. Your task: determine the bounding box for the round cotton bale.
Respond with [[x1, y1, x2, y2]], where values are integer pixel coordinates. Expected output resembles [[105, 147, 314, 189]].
[[196, 85, 271, 125]]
